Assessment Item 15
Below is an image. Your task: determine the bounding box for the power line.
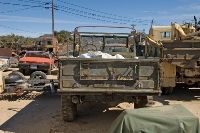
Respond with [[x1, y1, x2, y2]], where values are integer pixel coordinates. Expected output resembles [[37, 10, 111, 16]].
[[57, 0, 149, 22], [0, 24, 44, 34], [0, 6, 46, 13], [11, 0, 150, 25], [0, 0, 153, 28], [0, 2, 41, 7]]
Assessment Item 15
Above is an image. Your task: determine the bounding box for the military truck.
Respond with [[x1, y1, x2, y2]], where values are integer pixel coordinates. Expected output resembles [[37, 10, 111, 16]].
[[145, 21, 200, 94], [57, 26, 161, 121]]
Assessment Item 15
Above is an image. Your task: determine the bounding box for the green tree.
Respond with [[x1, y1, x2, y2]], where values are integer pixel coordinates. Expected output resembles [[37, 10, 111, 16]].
[[54, 30, 73, 44], [0, 33, 34, 48]]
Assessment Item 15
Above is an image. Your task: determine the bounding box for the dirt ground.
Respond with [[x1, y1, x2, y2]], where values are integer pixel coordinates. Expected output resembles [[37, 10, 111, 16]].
[[0, 69, 200, 133]]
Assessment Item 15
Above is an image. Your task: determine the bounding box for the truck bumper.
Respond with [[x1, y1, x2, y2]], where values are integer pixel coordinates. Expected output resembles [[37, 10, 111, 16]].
[[18, 63, 50, 70], [57, 89, 161, 96]]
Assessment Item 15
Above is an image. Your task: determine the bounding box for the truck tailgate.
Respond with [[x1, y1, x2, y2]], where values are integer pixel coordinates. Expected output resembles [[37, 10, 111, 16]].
[[58, 58, 160, 95]]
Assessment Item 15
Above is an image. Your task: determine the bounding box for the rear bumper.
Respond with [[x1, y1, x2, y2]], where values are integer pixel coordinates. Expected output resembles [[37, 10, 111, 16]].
[[57, 88, 161, 96], [18, 63, 50, 70]]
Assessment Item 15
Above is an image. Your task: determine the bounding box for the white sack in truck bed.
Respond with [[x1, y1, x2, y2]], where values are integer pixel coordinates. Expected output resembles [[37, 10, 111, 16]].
[[77, 51, 125, 59]]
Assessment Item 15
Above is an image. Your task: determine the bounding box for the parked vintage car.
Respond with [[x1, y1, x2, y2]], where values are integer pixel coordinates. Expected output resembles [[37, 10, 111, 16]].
[[18, 51, 55, 75]]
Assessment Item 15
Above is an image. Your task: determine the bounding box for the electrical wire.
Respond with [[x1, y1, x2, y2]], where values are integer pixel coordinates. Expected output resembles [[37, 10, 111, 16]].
[[57, 0, 149, 21], [0, 24, 45, 34], [13, 0, 151, 25]]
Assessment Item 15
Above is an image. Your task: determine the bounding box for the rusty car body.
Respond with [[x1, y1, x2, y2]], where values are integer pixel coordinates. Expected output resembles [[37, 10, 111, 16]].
[[0, 48, 19, 70], [18, 51, 55, 75]]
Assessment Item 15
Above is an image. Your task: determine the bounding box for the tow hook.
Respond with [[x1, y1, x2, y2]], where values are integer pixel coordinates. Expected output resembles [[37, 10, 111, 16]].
[[72, 96, 79, 104]]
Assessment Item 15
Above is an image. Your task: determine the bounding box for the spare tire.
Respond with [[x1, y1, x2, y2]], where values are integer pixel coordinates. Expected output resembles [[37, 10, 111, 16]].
[[30, 71, 47, 86], [5, 71, 26, 84]]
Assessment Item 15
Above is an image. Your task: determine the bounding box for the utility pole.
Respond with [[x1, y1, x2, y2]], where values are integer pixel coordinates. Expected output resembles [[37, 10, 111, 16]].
[[52, 0, 54, 37]]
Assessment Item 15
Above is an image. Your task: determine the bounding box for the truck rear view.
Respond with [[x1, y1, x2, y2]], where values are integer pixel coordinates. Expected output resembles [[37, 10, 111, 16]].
[[57, 26, 161, 121]]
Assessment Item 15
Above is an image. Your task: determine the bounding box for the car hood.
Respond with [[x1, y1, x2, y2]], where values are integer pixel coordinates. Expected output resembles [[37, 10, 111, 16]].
[[20, 57, 51, 63]]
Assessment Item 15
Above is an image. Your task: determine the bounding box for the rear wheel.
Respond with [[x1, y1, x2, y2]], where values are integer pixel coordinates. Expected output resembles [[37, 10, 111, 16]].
[[134, 96, 153, 108], [61, 96, 77, 122]]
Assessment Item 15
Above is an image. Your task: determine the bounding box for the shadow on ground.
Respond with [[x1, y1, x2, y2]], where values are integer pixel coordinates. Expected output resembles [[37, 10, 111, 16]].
[[154, 84, 200, 105], [0, 93, 122, 133], [1, 84, 200, 133]]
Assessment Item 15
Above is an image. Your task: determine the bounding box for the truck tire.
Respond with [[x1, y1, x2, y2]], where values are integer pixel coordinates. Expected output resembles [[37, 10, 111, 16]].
[[61, 96, 77, 122], [162, 87, 173, 95], [134, 96, 153, 108], [30, 71, 47, 85], [5, 71, 26, 84]]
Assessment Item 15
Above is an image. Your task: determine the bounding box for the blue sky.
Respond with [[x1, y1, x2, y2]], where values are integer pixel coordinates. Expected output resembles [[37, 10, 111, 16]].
[[0, 0, 200, 38]]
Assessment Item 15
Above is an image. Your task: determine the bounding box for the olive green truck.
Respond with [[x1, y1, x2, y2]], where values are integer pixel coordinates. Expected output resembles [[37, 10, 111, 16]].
[[57, 26, 161, 121]]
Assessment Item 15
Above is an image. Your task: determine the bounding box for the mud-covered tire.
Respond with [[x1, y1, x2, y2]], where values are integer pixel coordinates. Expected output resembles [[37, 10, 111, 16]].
[[30, 71, 47, 85], [134, 96, 153, 108], [162, 87, 173, 95], [5, 71, 26, 84], [61, 96, 77, 122]]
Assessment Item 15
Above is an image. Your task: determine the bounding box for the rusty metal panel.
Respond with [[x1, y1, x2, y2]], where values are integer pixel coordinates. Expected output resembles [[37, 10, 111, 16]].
[[161, 62, 176, 77], [80, 61, 139, 80], [161, 77, 176, 87], [184, 69, 200, 77], [0, 48, 12, 57], [59, 58, 160, 91]]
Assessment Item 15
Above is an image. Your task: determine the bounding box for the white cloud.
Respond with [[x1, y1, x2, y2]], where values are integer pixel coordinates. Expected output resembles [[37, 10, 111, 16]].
[[157, 11, 169, 15], [140, 11, 169, 15], [0, 15, 97, 24], [175, 4, 200, 11], [140, 11, 150, 13]]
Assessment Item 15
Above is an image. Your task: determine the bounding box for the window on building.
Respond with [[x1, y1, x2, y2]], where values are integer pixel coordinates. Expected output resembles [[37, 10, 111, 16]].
[[162, 32, 170, 38], [47, 41, 52, 45]]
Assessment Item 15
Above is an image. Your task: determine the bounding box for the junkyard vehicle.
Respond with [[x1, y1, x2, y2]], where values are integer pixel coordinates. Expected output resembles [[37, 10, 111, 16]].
[[0, 70, 57, 96], [0, 48, 13, 71], [145, 20, 200, 94], [108, 104, 200, 133], [57, 26, 161, 122], [18, 51, 55, 75], [10, 51, 20, 68], [35, 34, 58, 54]]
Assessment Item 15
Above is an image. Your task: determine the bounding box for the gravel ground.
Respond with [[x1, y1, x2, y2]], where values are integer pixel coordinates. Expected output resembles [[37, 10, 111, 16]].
[[0, 68, 200, 133]]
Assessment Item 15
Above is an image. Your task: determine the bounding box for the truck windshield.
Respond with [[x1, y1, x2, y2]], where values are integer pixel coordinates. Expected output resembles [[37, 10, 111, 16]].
[[80, 36, 127, 51]]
